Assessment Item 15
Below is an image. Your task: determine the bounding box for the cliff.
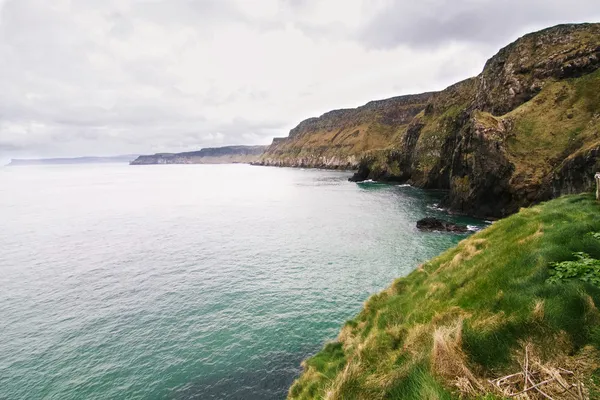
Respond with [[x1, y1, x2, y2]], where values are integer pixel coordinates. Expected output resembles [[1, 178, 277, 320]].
[[255, 93, 434, 169], [130, 145, 267, 165], [289, 194, 600, 399], [260, 23, 600, 217]]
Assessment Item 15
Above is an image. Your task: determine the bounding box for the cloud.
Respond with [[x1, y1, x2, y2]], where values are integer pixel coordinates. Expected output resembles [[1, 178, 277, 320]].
[[358, 0, 600, 49], [0, 0, 598, 160]]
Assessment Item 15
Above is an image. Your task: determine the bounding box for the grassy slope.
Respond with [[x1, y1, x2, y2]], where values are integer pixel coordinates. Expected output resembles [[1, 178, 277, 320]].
[[502, 69, 600, 192], [265, 122, 402, 163], [290, 194, 600, 399], [408, 68, 600, 188], [266, 122, 394, 160], [261, 97, 433, 165]]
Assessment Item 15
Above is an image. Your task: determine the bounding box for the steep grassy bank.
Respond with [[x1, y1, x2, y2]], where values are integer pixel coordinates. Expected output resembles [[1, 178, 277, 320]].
[[290, 194, 600, 399]]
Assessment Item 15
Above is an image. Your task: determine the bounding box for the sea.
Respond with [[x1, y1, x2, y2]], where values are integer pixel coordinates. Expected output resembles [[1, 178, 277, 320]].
[[0, 163, 483, 399]]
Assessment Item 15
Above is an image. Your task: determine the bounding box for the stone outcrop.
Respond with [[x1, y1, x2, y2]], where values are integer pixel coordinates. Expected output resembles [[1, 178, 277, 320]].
[[416, 217, 468, 233], [130, 145, 267, 165]]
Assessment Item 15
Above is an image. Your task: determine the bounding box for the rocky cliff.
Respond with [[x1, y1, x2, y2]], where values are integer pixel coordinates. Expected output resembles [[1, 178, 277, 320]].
[[260, 23, 600, 217], [130, 145, 267, 165], [256, 93, 434, 169]]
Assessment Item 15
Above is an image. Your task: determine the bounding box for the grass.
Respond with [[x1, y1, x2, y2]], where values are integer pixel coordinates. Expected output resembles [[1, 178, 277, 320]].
[[260, 97, 432, 167], [289, 194, 600, 399], [503, 69, 600, 189]]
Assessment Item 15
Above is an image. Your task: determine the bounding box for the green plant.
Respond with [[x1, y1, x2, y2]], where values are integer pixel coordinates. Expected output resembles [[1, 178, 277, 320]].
[[589, 232, 600, 240], [547, 252, 600, 285]]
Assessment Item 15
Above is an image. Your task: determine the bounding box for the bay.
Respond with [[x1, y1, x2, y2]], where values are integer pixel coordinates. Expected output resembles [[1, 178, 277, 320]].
[[0, 164, 481, 399]]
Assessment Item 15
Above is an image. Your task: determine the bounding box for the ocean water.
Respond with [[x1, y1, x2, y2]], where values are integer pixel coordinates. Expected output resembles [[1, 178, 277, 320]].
[[0, 164, 482, 399]]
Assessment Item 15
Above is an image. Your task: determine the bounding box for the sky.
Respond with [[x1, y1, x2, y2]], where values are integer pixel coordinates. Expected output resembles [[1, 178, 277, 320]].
[[0, 0, 599, 161]]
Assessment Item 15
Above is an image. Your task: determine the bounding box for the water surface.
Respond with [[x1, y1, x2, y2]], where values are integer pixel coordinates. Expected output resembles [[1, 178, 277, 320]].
[[0, 164, 481, 399]]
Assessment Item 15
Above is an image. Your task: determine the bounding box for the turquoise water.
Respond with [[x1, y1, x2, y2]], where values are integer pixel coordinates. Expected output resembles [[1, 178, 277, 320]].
[[0, 164, 482, 399]]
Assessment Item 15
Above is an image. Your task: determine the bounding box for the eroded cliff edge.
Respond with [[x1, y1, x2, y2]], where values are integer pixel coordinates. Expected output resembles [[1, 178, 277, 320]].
[[258, 23, 600, 217]]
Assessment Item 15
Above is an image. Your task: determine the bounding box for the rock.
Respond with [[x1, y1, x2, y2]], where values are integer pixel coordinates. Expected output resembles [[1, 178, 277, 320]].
[[416, 218, 469, 233], [347, 24, 600, 218]]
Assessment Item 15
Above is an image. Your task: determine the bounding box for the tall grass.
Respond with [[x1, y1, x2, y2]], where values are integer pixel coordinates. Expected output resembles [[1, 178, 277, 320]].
[[289, 194, 600, 399]]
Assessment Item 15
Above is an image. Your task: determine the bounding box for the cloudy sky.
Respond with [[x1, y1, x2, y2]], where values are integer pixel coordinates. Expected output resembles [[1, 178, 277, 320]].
[[0, 0, 598, 161]]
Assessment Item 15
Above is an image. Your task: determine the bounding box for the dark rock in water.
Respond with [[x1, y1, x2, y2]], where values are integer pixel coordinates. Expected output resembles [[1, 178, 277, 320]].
[[416, 217, 468, 233], [348, 166, 370, 182]]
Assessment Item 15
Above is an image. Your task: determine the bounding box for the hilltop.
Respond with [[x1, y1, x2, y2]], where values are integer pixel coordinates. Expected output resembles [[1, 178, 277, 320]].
[[258, 23, 600, 218]]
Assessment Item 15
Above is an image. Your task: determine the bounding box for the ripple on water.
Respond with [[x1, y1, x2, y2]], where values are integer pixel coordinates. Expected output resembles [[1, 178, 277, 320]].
[[0, 164, 482, 399]]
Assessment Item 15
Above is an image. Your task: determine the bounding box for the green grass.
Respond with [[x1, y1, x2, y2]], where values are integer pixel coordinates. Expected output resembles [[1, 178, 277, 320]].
[[504, 69, 600, 187], [289, 194, 600, 399]]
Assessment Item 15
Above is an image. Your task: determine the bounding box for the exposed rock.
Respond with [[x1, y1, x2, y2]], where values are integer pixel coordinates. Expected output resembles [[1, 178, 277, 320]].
[[347, 23, 600, 218], [254, 23, 600, 218], [416, 217, 468, 233], [475, 24, 600, 115], [130, 145, 267, 165]]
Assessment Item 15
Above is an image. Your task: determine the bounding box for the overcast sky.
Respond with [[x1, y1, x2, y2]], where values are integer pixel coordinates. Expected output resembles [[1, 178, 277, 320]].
[[0, 0, 598, 161]]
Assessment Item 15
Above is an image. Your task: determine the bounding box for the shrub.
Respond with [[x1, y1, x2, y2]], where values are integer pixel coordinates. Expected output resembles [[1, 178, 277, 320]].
[[547, 252, 600, 286]]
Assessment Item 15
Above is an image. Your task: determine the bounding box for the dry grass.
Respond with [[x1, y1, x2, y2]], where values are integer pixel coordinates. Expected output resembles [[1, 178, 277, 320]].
[[436, 238, 487, 272], [431, 319, 486, 396], [519, 224, 544, 244], [489, 344, 600, 399], [532, 300, 545, 321]]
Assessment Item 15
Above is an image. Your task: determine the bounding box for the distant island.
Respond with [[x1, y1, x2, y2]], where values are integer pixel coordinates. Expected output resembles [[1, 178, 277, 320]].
[[7, 155, 139, 166], [130, 145, 267, 165]]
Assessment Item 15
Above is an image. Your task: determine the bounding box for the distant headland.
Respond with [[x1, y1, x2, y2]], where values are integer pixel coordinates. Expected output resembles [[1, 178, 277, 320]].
[[130, 145, 267, 165]]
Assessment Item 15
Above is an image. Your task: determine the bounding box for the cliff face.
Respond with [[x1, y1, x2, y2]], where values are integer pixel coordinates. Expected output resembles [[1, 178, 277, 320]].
[[353, 23, 600, 217], [260, 23, 600, 217], [130, 145, 266, 165], [256, 93, 434, 169]]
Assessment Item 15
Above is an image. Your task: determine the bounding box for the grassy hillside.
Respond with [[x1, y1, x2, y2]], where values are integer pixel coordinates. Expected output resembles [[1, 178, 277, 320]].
[[289, 194, 600, 399]]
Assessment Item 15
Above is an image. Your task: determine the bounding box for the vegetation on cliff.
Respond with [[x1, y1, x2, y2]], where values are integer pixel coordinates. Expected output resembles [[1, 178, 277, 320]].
[[260, 23, 600, 217], [289, 194, 600, 399], [256, 93, 434, 169]]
